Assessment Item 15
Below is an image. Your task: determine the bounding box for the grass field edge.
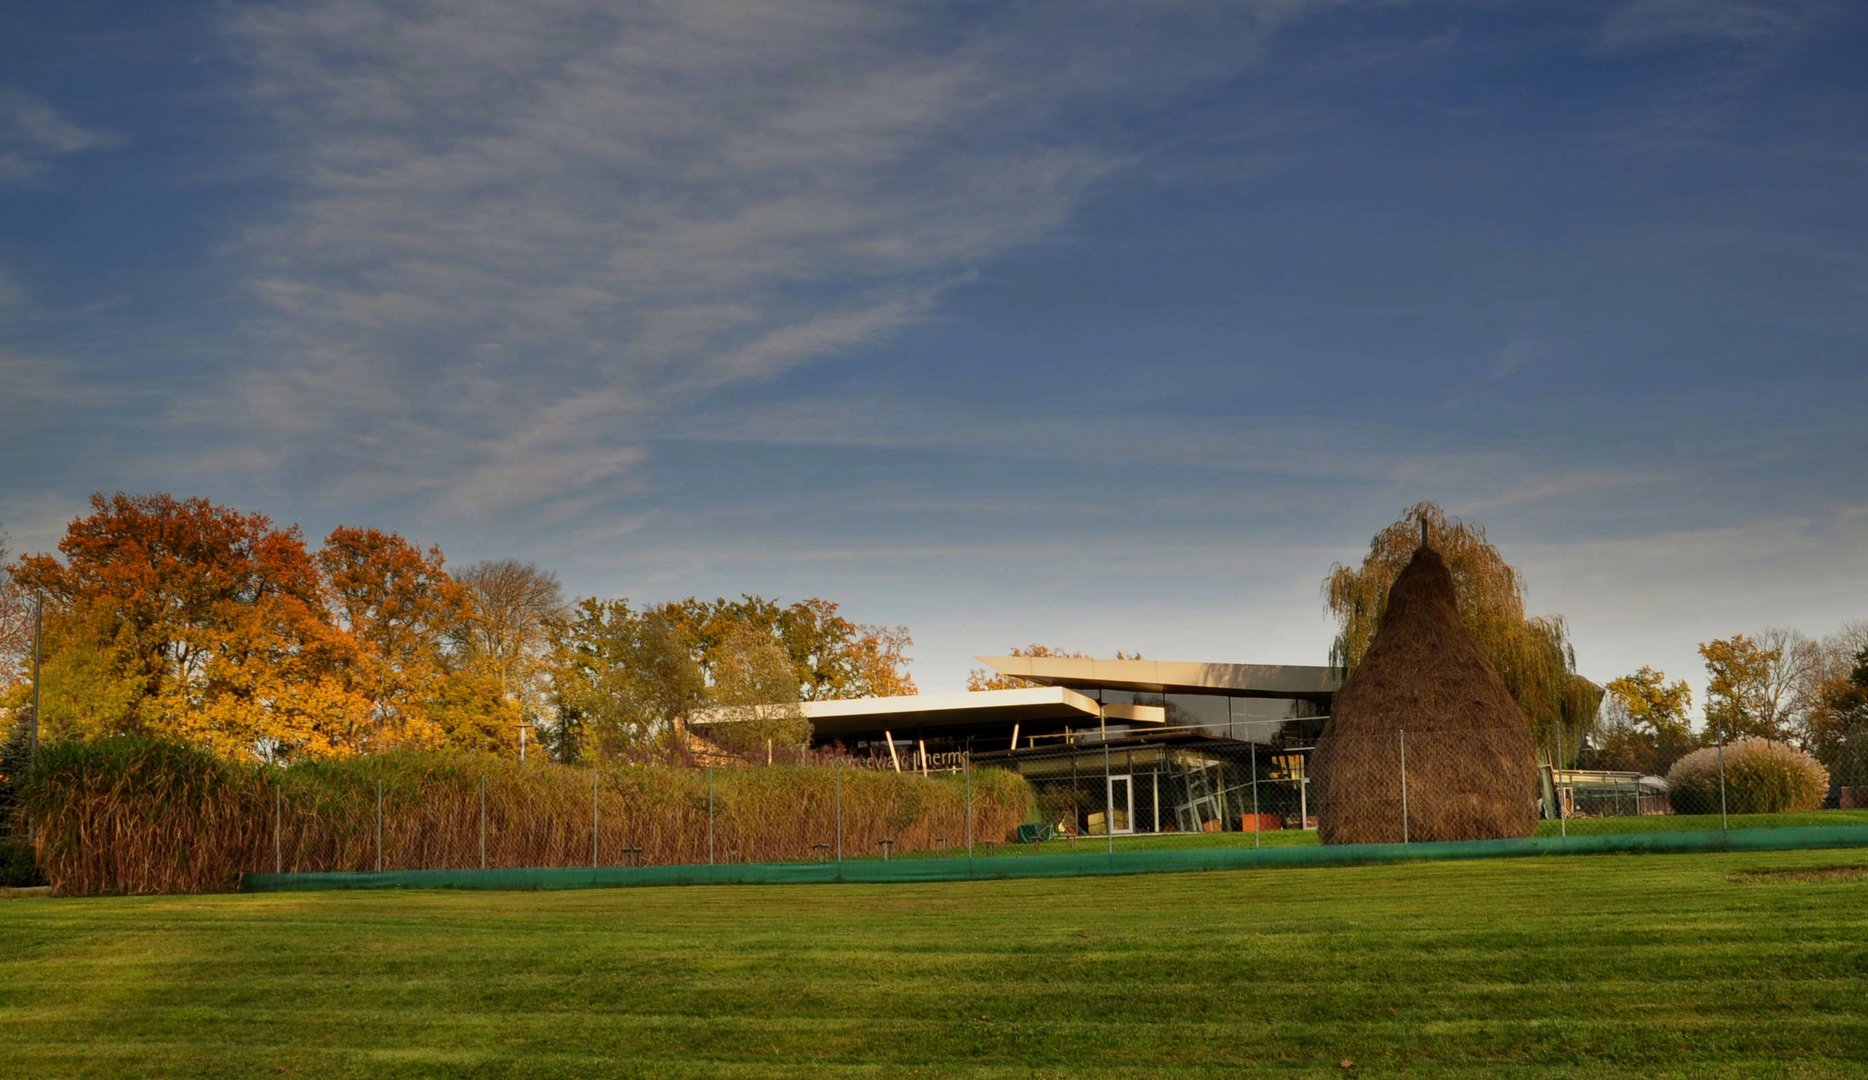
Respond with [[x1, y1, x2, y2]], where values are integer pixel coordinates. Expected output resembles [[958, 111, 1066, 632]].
[[237, 823, 1868, 893]]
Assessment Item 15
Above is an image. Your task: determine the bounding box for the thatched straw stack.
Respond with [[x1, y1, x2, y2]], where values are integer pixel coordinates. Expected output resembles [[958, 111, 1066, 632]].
[[1312, 542, 1538, 844]]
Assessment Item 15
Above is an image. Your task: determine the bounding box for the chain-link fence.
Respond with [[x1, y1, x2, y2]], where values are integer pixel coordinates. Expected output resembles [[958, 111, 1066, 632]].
[[256, 759, 999, 876], [1823, 741, 1868, 809], [240, 724, 1868, 879], [21, 722, 1868, 895]]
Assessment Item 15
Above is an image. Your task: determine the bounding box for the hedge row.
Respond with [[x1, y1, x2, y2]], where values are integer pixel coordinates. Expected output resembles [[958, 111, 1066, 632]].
[[18, 738, 1035, 896]]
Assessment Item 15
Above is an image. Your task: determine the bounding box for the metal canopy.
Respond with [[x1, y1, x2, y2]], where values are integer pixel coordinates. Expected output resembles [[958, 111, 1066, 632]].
[[974, 655, 1340, 697]]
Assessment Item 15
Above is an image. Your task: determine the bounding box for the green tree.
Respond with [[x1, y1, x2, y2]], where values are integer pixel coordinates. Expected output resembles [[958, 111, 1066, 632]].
[[1324, 501, 1599, 757], [0, 717, 33, 831], [547, 599, 708, 765]]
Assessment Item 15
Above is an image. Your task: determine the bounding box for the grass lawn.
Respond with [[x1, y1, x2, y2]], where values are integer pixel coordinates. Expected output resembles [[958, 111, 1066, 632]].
[[5, 849, 1868, 1078]]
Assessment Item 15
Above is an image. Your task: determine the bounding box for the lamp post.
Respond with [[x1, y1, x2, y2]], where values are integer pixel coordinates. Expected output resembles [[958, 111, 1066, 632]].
[[29, 592, 43, 758]]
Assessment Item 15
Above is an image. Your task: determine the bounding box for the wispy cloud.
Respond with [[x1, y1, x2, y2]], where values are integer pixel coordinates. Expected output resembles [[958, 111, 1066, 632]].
[[0, 89, 117, 185], [1599, 0, 1814, 51], [0, 349, 135, 417], [214, 0, 1330, 523], [1490, 337, 1532, 381]]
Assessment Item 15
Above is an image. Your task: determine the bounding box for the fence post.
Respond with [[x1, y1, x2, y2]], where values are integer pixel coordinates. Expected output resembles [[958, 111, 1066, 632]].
[[591, 767, 600, 869], [964, 747, 974, 875], [24, 593, 41, 843], [1103, 736, 1114, 866], [479, 775, 487, 871], [375, 778, 384, 873], [1555, 724, 1567, 838], [834, 758, 843, 868], [1398, 730, 1409, 845], [1251, 736, 1261, 850], [1717, 738, 1729, 834], [273, 781, 283, 875], [707, 766, 716, 866]]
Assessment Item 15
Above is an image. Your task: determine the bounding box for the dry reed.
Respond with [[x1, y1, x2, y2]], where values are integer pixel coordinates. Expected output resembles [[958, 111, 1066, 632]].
[[20, 738, 1035, 896]]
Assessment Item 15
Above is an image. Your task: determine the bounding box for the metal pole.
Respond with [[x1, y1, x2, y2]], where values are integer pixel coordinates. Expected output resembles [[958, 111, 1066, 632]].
[[591, 767, 600, 868], [1090, 732, 1105, 859], [274, 782, 283, 875], [1398, 730, 1409, 845], [834, 758, 843, 866], [1718, 736, 1733, 829], [23, 593, 41, 843], [1556, 724, 1567, 838], [375, 779, 384, 873], [28, 593, 42, 756], [1251, 737, 1261, 850], [707, 766, 715, 866], [964, 747, 974, 867], [479, 775, 487, 870]]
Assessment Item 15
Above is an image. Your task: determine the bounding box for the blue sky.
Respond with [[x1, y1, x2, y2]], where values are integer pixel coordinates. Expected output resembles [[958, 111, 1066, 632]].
[[3, 1, 1865, 709]]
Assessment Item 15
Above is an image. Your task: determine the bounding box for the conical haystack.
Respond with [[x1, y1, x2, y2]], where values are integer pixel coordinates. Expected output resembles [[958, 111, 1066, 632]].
[[1312, 543, 1537, 844]]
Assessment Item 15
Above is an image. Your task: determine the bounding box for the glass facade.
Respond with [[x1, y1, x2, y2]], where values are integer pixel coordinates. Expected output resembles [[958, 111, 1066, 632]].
[[1000, 681, 1331, 836], [1076, 686, 1325, 744]]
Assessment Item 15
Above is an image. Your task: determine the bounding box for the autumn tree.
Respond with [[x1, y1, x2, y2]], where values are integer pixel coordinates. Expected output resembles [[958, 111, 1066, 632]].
[[0, 531, 30, 689], [966, 645, 1143, 691], [546, 593, 915, 764], [9, 493, 365, 759], [1324, 502, 1599, 757], [456, 559, 564, 734], [1703, 631, 1815, 739], [317, 526, 511, 752], [1797, 622, 1868, 779], [646, 595, 915, 700], [1756, 626, 1824, 738], [839, 621, 917, 698], [705, 622, 810, 758], [1590, 666, 1695, 774]]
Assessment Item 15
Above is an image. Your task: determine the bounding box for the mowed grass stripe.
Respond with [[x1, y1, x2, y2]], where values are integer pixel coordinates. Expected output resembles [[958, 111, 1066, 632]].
[[3, 849, 1867, 1077]]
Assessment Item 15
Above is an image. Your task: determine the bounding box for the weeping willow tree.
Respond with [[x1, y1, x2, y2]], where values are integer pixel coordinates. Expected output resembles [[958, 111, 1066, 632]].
[[1323, 502, 1601, 763]]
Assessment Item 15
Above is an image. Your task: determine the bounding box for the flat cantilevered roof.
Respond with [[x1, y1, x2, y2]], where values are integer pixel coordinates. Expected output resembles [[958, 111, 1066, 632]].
[[976, 655, 1339, 696], [692, 686, 1106, 740]]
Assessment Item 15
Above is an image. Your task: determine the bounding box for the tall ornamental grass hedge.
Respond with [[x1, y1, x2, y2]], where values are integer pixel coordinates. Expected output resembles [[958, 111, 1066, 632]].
[[1665, 738, 1828, 815], [18, 738, 1035, 896]]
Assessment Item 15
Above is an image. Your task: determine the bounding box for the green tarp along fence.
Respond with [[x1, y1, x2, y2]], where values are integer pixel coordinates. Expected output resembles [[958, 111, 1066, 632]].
[[241, 823, 1868, 893]]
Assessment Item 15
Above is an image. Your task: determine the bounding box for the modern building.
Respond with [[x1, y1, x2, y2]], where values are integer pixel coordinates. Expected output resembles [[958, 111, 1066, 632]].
[[696, 654, 1341, 837]]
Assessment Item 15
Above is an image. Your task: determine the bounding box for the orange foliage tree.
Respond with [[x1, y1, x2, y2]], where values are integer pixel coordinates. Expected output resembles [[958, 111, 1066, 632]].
[[12, 494, 918, 766], [316, 526, 513, 753], [10, 493, 367, 758]]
